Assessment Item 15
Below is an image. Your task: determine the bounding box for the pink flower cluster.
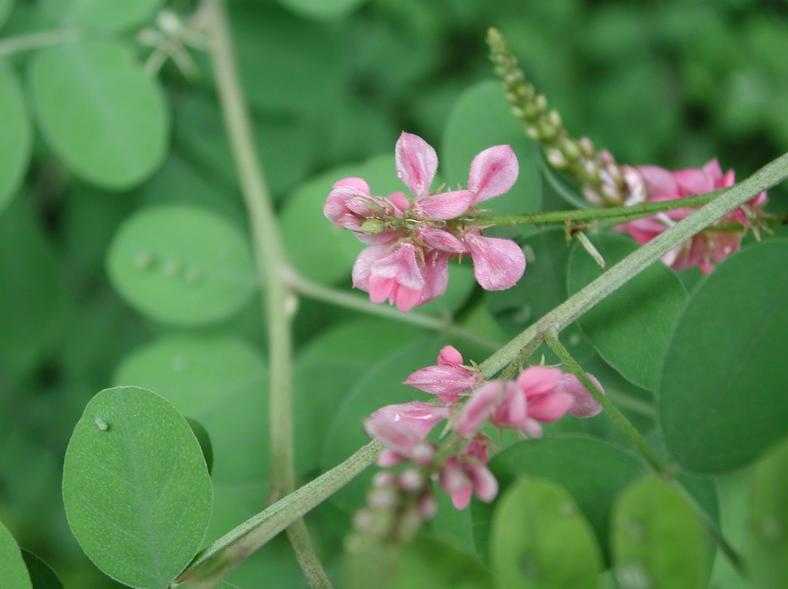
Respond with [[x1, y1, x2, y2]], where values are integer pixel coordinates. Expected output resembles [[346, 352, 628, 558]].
[[364, 346, 603, 510], [324, 132, 526, 311], [618, 159, 767, 273]]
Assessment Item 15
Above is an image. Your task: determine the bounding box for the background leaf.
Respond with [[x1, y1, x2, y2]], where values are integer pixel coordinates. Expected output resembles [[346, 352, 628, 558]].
[[491, 477, 603, 589], [277, 0, 367, 21], [0, 518, 32, 589], [746, 436, 788, 589], [567, 232, 688, 391], [40, 0, 161, 32], [0, 65, 31, 213], [611, 477, 709, 589], [659, 240, 788, 474], [29, 40, 169, 189], [62, 386, 213, 589], [22, 550, 64, 589], [107, 205, 256, 326]]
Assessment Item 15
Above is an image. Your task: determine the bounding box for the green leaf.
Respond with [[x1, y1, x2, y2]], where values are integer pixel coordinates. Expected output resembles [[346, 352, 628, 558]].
[[746, 436, 788, 589], [21, 551, 63, 589], [29, 40, 169, 190], [566, 232, 688, 391], [659, 240, 788, 474], [611, 477, 709, 589], [0, 200, 67, 377], [321, 338, 443, 512], [0, 0, 14, 28], [0, 65, 31, 213], [62, 386, 213, 589], [114, 334, 269, 539], [441, 80, 543, 222], [0, 518, 32, 589], [187, 418, 214, 476], [393, 537, 494, 589], [278, 0, 367, 20], [472, 436, 646, 561], [40, 0, 161, 32], [107, 205, 255, 326], [491, 477, 603, 589]]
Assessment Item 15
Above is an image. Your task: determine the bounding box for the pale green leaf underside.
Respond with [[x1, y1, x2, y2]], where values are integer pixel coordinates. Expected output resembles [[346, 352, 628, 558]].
[[41, 0, 162, 32]]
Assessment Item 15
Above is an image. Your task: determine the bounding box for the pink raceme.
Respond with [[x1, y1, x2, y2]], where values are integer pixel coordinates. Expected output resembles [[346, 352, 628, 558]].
[[324, 131, 526, 311]]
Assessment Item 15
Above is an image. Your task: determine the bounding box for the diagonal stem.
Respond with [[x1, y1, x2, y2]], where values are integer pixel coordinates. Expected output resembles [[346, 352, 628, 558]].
[[203, 0, 330, 586]]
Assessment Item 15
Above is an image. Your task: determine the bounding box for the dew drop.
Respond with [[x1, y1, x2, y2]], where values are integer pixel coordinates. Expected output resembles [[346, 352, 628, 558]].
[[184, 267, 202, 284], [133, 251, 153, 270], [616, 562, 651, 589], [523, 245, 536, 263], [163, 258, 180, 276], [172, 354, 188, 372], [560, 501, 575, 517], [568, 333, 581, 347], [94, 416, 109, 432]]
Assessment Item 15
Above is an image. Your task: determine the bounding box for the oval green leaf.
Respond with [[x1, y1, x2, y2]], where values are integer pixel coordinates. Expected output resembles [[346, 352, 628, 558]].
[[41, 0, 161, 32], [472, 435, 647, 561], [659, 240, 788, 474], [29, 40, 168, 190], [107, 205, 255, 325], [746, 436, 788, 589], [567, 232, 688, 391], [612, 477, 709, 589], [491, 477, 603, 589], [442, 80, 543, 222], [0, 519, 32, 589], [0, 0, 13, 28], [22, 551, 63, 589], [0, 65, 31, 213], [62, 386, 213, 589]]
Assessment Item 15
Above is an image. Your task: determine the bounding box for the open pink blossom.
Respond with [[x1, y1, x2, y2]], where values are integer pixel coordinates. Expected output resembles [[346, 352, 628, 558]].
[[404, 345, 480, 403], [618, 159, 767, 273], [558, 373, 604, 418], [364, 401, 450, 461], [439, 435, 498, 509], [325, 131, 527, 312]]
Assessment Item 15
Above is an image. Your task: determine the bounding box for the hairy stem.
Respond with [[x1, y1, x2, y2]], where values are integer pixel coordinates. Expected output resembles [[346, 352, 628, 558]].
[[545, 331, 747, 576], [177, 442, 381, 587], [203, 0, 329, 586], [0, 28, 80, 58], [284, 270, 499, 351]]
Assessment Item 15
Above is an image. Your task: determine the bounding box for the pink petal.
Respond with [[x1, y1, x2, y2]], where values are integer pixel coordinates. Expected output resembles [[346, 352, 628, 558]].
[[464, 434, 492, 463], [370, 401, 450, 438], [415, 190, 473, 220], [419, 250, 450, 305], [396, 131, 438, 198], [469, 464, 498, 502], [468, 145, 519, 203], [674, 167, 714, 195], [491, 381, 528, 429], [419, 227, 467, 254], [516, 366, 562, 398], [702, 159, 723, 183], [450, 487, 473, 510], [637, 165, 678, 199], [464, 233, 526, 291], [558, 373, 604, 418], [323, 177, 372, 229], [377, 449, 405, 466], [437, 345, 464, 367], [393, 284, 423, 312], [387, 191, 411, 215], [335, 177, 370, 194], [404, 364, 478, 403], [370, 243, 425, 291], [455, 381, 504, 437], [352, 246, 390, 291], [527, 392, 573, 423]]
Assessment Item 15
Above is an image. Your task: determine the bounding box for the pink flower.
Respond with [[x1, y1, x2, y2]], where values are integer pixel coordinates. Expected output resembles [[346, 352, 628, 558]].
[[439, 435, 498, 509], [618, 159, 767, 273], [364, 401, 450, 462], [326, 131, 527, 312], [404, 345, 480, 403], [455, 381, 506, 436], [558, 373, 604, 418]]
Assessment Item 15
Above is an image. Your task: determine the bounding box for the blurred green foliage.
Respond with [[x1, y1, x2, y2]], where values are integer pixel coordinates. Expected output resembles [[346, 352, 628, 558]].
[[0, 0, 786, 587]]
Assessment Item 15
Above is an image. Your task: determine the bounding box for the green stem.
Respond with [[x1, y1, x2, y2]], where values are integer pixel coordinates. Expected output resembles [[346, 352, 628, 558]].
[[477, 191, 719, 227], [204, 0, 329, 586], [284, 270, 500, 351], [545, 330, 747, 576], [176, 442, 381, 587], [545, 331, 667, 474], [0, 28, 80, 58]]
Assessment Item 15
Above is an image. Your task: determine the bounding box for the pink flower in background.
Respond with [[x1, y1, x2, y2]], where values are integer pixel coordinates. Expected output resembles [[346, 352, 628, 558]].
[[364, 401, 450, 464], [324, 131, 526, 312], [439, 435, 498, 509], [558, 373, 604, 418], [618, 159, 767, 273]]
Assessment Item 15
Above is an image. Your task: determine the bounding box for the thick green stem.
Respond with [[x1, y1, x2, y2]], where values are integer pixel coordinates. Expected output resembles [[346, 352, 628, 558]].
[[544, 330, 747, 576], [284, 270, 499, 351], [0, 28, 80, 58], [176, 442, 381, 587], [204, 0, 328, 586], [544, 331, 667, 474]]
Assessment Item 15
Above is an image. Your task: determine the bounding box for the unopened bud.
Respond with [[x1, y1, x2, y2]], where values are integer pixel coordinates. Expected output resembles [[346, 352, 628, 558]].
[[359, 218, 387, 235], [399, 469, 424, 492], [578, 137, 594, 157], [546, 149, 567, 169], [373, 472, 397, 488], [369, 487, 397, 509], [548, 110, 562, 127], [418, 494, 438, 520], [411, 443, 434, 466]]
